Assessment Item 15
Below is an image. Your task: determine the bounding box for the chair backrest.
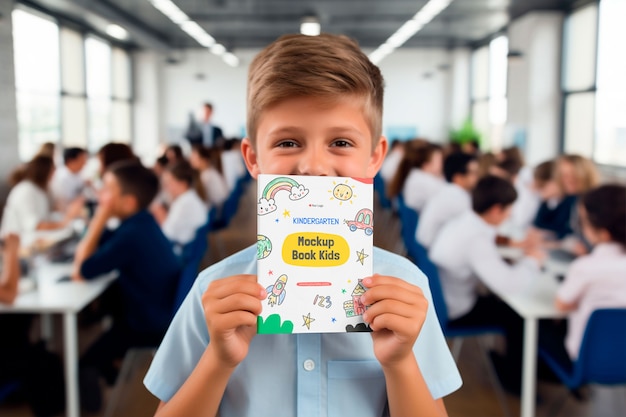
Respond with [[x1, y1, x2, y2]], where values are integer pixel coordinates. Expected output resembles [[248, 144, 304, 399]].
[[374, 174, 392, 209], [174, 223, 210, 313], [0, 381, 20, 403], [575, 308, 626, 386], [415, 246, 449, 330], [397, 194, 419, 248]]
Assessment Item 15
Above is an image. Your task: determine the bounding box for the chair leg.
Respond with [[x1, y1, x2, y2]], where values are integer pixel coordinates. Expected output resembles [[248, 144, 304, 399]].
[[477, 337, 512, 417], [451, 338, 464, 361]]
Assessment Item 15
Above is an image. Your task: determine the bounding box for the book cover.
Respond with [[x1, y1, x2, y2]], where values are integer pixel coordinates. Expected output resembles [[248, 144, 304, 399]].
[[256, 174, 374, 334]]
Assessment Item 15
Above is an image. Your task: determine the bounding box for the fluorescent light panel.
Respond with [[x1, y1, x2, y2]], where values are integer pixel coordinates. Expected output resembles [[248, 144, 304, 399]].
[[148, 0, 239, 67], [300, 16, 321, 36], [369, 0, 453, 64]]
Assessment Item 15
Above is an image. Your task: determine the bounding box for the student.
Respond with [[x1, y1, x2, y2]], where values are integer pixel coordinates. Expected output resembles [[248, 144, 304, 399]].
[[97, 142, 137, 177], [531, 160, 578, 240], [388, 142, 444, 212], [220, 138, 246, 193], [152, 160, 208, 246], [0, 234, 65, 416], [379, 139, 405, 187], [416, 152, 479, 248], [189, 145, 229, 208], [72, 160, 180, 404], [50, 147, 88, 211], [144, 33, 461, 417], [429, 175, 544, 392], [540, 184, 626, 367], [1, 155, 83, 237], [555, 154, 600, 196]]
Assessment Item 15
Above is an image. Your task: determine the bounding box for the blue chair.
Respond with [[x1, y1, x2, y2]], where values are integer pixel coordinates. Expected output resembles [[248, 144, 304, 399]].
[[416, 249, 510, 415], [396, 194, 420, 260], [374, 174, 392, 209], [539, 309, 626, 390], [175, 222, 211, 312]]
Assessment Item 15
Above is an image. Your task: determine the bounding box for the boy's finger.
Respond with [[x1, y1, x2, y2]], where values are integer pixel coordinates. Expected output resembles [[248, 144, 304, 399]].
[[368, 312, 426, 335], [363, 299, 422, 322], [361, 275, 419, 291], [207, 293, 264, 316], [211, 310, 259, 330], [361, 284, 424, 306]]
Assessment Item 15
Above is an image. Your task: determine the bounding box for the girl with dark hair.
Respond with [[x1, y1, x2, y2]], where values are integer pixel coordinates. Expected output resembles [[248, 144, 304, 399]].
[[540, 184, 626, 367], [189, 145, 229, 208]]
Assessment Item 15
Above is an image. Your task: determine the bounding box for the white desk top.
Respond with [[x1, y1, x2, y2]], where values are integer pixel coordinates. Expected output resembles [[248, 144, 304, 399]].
[[493, 272, 567, 319], [0, 262, 116, 314]]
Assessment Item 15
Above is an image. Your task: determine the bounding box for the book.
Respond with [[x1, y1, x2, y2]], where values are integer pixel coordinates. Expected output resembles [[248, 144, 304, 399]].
[[256, 174, 374, 334]]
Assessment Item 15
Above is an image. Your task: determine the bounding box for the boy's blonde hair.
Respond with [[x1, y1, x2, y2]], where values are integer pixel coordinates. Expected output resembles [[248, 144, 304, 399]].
[[247, 33, 384, 145]]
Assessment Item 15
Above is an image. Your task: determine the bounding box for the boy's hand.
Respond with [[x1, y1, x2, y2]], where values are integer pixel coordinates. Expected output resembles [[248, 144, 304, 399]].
[[2, 234, 20, 254], [65, 196, 86, 220], [202, 275, 267, 369], [360, 275, 428, 368]]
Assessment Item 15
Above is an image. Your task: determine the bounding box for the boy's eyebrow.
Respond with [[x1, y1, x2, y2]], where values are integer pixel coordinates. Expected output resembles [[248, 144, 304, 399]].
[[266, 125, 369, 138]]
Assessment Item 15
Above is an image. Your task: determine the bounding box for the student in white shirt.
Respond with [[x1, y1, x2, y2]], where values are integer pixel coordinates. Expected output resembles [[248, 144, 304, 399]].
[[387, 142, 444, 212], [152, 161, 208, 245], [416, 152, 479, 248], [379, 139, 404, 186], [539, 184, 626, 368], [189, 145, 229, 208], [220, 139, 246, 193], [50, 147, 88, 211], [1, 156, 83, 238], [430, 175, 545, 393]]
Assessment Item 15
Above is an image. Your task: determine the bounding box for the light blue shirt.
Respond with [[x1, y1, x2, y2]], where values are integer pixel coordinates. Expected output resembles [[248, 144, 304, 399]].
[[144, 245, 462, 417]]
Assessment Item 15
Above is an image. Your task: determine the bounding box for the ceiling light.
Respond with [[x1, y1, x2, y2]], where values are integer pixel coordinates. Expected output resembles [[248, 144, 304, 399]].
[[210, 43, 226, 56], [369, 0, 454, 64], [148, 0, 238, 67], [106, 23, 128, 40], [300, 16, 321, 36]]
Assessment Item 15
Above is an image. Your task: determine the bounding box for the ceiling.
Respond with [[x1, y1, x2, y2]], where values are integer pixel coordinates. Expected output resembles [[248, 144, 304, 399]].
[[22, 0, 585, 52]]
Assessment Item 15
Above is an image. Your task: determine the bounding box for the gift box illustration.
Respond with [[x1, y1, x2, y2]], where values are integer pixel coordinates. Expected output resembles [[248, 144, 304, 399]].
[[256, 174, 374, 334]]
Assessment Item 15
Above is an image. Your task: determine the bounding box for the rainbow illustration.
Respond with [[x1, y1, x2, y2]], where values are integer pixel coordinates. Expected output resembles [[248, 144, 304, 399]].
[[258, 176, 309, 215]]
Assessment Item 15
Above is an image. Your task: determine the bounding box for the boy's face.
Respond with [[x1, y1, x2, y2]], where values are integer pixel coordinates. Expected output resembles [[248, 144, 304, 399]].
[[99, 172, 136, 217], [242, 96, 387, 179]]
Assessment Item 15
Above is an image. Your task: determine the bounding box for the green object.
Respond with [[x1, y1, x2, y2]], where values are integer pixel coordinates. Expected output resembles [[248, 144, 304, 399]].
[[450, 118, 482, 146], [257, 314, 294, 334]]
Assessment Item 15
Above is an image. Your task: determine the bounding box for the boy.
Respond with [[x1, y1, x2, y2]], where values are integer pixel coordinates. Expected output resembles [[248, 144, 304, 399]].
[[72, 161, 180, 397], [416, 152, 479, 248], [50, 147, 88, 211], [429, 175, 544, 392], [144, 34, 461, 417]]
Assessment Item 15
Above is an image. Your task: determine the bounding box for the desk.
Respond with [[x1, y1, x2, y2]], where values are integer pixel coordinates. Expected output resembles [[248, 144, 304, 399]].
[[0, 263, 116, 417], [490, 273, 567, 417]]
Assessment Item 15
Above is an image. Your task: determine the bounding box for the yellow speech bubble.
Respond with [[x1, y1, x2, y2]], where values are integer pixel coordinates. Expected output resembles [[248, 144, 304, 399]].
[[282, 232, 349, 267]]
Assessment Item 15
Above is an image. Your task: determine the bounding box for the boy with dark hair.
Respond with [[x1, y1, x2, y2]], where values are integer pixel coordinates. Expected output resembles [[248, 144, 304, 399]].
[[416, 152, 479, 248], [72, 160, 181, 408], [144, 33, 461, 417], [430, 175, 545, 392]]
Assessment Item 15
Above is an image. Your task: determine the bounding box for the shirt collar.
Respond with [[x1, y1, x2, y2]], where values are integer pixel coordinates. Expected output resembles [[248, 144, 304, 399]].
[[591, 242, 625, 257]]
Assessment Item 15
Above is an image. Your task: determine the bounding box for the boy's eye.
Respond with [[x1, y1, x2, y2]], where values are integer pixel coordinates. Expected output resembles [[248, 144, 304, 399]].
[[276, 140, 299, 148], [331, 139, 352, 148]]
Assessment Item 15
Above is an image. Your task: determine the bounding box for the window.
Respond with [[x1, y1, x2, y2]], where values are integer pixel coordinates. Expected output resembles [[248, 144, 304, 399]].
[[12, 8, 60, 160], [470, 36, 508, 150], [595, 0, 626, 166], [12, 7, 133, 160]]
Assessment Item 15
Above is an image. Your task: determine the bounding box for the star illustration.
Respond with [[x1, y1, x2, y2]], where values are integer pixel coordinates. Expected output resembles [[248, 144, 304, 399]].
[[331, 317, 337, 323], [341, 288, 347, 294], [347, 279, 352, 284], [268, 270, 273, 276], [302, 313, 315, 329], [282, 209, 291, 218], [275, 218, 279, 223], [355, 248, 369, 265]]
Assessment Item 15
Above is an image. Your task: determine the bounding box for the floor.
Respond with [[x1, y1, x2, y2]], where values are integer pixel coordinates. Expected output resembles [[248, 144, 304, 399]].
[[2, 179, 620, 417]]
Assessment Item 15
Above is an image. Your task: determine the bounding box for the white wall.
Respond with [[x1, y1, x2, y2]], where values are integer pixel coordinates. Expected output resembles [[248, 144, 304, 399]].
[[133, 50, 165, 163], [507, 12, 564, 166], [154, 47, 466, 147]]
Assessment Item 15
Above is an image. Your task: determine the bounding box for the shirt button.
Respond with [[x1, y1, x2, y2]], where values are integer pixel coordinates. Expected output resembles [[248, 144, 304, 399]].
[[303, 359, 315, 371]]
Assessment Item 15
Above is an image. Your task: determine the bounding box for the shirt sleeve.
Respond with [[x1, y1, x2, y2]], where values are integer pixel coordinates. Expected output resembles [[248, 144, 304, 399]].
[[144, 277, 210, 401], [80, 229, 133, 279], [380, 256, 463, 399], [468, 237, 539, 295], [556, 260, 587, 304]]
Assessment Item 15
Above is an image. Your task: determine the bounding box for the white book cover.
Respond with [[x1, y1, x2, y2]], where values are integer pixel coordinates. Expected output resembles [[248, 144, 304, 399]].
[[256, 174, 374, 334]]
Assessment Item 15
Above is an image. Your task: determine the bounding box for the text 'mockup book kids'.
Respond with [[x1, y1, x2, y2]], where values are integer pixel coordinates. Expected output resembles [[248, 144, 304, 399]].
[[256, 174, 374, 334]]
